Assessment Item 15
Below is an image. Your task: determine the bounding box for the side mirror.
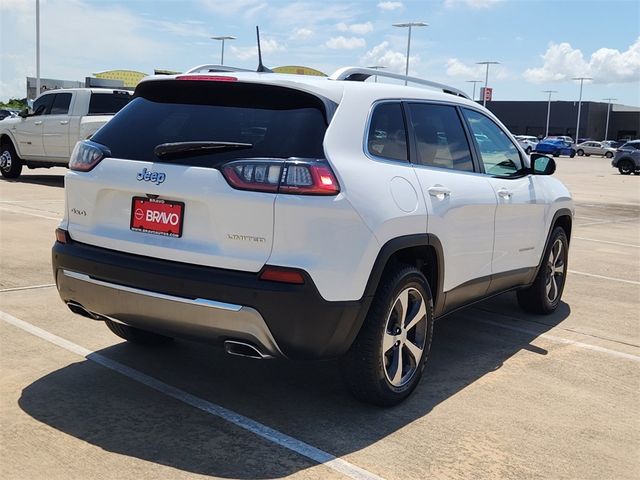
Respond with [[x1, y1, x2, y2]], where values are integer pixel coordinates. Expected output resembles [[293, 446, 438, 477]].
[[531, 153, 556, 175], [18, 108, 30, 118]]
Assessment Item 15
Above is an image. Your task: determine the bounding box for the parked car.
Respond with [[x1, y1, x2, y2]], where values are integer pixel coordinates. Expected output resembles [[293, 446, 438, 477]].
[[601, 140, 623, 149], [535, 139, 576, 157], [611, 140, 640, 175], [544, 135, 574, 145], [0, 88, 132, 179], [514, 135, 538, 154], [576, 141, 616, 158], [52, 66, 573, 406]]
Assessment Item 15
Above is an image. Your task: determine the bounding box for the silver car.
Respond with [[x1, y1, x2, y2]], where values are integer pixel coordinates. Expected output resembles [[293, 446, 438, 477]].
[[514, 135, 538, 154], [611, 140, 640, 175], [576, 141, 616, 158]]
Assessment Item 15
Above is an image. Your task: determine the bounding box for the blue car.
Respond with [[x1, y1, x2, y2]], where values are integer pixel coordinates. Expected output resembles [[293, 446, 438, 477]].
[[535, 139, 576, 158]]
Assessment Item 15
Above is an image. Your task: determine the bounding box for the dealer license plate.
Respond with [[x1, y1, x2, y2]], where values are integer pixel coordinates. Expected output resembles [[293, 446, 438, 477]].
[[130, 197, 184, 238]]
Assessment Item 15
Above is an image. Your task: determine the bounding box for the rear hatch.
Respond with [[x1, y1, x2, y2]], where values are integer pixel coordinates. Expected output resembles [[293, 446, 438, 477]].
[[65, 78, 331, 272]]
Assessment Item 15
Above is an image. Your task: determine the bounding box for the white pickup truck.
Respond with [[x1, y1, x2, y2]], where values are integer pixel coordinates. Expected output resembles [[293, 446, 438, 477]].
[[0, 88, 132, 179]]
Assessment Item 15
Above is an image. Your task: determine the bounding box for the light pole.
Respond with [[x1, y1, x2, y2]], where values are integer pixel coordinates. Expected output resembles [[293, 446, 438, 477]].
[[603, 97, 617, 141], [211, 36, 236, 65], [392, 22, 428, 85], [36, 0, 40, 97], [543, 90, 558, 138], [368, 65, 386, 83], [466, 80, 482, 102], [572, 77, 592, 143], [476, 61, 499, 107]]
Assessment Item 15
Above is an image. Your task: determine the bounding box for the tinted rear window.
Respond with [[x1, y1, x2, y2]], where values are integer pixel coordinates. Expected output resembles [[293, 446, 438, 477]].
[[91, 81, 329, 165], [88, 92, 132, 115]]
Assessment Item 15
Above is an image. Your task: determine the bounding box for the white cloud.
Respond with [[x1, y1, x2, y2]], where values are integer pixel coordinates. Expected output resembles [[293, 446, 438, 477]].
[[326, 36, 366, 50], [200, 0, 266, 16], [523, 38, 640, 84], [444, 0, 504, 8], [230, 38, 285, 60], [445, 58, 509, 80], [290, 27, 314, 40], [377, 1, 403, 10], [337, 22, 373, 35], [360, 41, 417, 73]]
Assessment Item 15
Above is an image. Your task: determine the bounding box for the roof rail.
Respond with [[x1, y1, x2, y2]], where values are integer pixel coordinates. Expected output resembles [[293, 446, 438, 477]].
[[329, 67, 470, 99], [185, 64, 254, 74]]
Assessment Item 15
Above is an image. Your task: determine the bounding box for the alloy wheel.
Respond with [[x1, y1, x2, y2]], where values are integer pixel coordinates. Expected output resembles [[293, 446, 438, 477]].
[[382, 287, 428, 387], [545, 239, 566, 303], [0, 150, 12, 172]]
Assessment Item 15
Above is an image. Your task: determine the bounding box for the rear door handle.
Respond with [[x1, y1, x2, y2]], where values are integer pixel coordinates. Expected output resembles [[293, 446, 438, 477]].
[[427, 186, 451, 198], [59, 120, 69, 125], [497, 188, 512, 199], [34, 121, 42, 125]]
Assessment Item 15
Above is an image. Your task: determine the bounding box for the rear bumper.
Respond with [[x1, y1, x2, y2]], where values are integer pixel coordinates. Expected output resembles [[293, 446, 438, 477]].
[[52, 241, 368, 359]]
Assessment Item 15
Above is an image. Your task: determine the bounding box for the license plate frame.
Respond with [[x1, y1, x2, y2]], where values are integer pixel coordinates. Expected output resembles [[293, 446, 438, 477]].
[[130, 197, 185, 238]]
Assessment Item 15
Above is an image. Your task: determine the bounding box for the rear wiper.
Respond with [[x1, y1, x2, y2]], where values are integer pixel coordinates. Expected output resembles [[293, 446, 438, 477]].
[[154, 141, 253, 158]]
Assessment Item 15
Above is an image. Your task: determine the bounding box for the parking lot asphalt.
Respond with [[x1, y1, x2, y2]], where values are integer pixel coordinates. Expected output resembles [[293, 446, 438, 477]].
[[1, 156, 638, 480]]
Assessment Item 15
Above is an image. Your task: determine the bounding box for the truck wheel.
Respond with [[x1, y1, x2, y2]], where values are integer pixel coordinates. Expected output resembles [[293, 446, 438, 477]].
[[618, 160, 633, 175], [342, 264, 434, 406], [0, 141, 23, 179], [104, 319, 173, 345], [517, 226, 568, 314]]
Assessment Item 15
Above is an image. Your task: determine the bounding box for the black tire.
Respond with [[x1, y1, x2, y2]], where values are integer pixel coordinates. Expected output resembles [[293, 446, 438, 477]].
[[576, 149, 584, 156], [0, 141, 23, 179], [569, 150, 576, 158], [605, 151, 613, 158], [104, 319, 173, 345], [517, 226, 568, 314], [618, 160, 634, 175], [553, 151, 560, 158], [342, 264, 434, 406]]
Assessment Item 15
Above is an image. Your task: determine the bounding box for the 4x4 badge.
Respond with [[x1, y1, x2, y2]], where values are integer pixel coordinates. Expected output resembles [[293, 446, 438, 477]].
[[136, 167, 166, 185]]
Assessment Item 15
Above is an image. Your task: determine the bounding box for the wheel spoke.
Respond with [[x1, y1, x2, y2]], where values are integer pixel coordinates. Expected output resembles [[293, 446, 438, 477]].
[[397, 289, 409, 321], [549, 276, 558, 302], [554, 241, 563, 265], [545, 276, 552, 296], [404, 339, 423, 364], [405, 297, 426, 331], [390, 346, 403, 385], [382, 332, 397, 354]]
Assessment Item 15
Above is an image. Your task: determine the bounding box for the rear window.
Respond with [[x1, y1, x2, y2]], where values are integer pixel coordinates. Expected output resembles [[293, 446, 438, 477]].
[[88, 92, 132, 115], [91, 81, 330, 165]]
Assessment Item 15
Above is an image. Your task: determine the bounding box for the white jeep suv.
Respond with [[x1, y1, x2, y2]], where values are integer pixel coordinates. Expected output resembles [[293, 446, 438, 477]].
[[52, 67, 573, 406]]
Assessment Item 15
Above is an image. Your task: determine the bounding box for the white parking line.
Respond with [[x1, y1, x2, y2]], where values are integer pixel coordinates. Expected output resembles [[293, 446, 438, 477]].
[[475, 317, 640, 363], [573, 236, 640, 248], [577, 218, 638, 227], [0, 206, 60, 221], [0, 310, 384, 480], [568, 270, 640, 285], [0, 284, 55, 293]]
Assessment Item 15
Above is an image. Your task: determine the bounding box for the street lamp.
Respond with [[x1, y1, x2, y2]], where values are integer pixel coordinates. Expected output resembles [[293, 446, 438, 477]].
[[543, 90, 558, 138], [476, 61, 499, 107], [211, 35, 236, 65], [572, 77, 592, 143], [36, 0, 40, 97], [603, 97, 617, 141], [392, 22, 428, 85], [466, 80, 482, 102], [368, 65, 386, 83]]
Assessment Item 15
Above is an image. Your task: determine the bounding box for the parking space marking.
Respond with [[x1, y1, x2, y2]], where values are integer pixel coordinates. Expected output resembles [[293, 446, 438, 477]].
[[0, 284, 55, 293], [568, 270, 640, 285], [475, 317, 640, 363], [0, 310, 384, 480], [576, 218, 638, 227], [0, 206, 60, 221], [573, 236, 640, 248]]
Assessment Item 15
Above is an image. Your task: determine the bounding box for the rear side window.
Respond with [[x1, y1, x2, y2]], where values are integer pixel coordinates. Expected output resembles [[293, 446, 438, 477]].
[[408, 103, 474, 172], [91, 81, 329, 165], [88, 92, 132, 115], [49, 93, 72, 115], [367, 102, 408, 162]]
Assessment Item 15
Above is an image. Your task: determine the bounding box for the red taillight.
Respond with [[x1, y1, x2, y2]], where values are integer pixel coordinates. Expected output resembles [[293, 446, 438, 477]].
[[259, 267, 305, 285], [221, 159, 340, 196], [176, 75, 238, 82], [69, 140, 110, 172], [55, 228, 70, 244]]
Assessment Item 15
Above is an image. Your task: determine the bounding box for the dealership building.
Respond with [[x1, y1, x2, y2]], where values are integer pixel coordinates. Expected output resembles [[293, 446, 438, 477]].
[[485, 100, 639, 141]]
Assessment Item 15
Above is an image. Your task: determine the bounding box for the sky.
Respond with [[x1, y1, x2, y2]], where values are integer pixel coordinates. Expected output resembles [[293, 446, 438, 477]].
[[1, 0, 639, 106]]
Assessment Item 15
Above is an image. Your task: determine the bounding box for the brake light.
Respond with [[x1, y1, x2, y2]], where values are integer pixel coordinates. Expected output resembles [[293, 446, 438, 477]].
[[55, 228, 70, 244], [176, 75, 238, 82], [69, 140, 110, 172], [221, 159, 340, 196], [259, 266, 305, 284]]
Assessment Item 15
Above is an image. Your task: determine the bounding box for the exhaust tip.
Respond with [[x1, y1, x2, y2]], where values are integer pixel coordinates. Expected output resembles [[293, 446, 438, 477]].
[[224, 340, 271, 359], [67, 301, 98, 320]]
